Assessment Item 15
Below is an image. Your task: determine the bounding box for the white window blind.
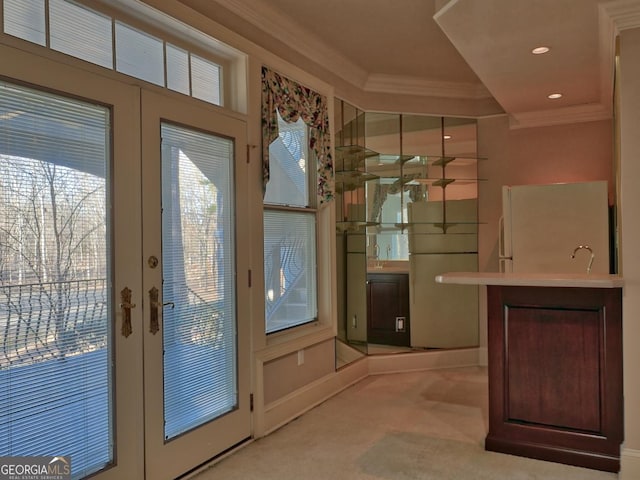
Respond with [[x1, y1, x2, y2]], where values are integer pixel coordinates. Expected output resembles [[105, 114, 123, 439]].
[[191, 54, 221, 105], [264, 210, 317, 334], [166, 43, 190, 95], [50, 0, 113, 68], [0, 81, 111, 479], [115, 21, 164, 86], [3, 0, 46, 45], [160, 123, 237, 440]]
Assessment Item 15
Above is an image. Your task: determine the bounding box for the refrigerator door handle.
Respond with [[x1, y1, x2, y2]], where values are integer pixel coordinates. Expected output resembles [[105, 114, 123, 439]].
[[498, 215, 513, 261], [498, 214, 514, 273], [499, 258, 513, 273]]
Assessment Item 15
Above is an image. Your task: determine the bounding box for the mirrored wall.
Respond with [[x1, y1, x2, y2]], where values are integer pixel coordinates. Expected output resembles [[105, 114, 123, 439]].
[[334, 99, 483, 367]]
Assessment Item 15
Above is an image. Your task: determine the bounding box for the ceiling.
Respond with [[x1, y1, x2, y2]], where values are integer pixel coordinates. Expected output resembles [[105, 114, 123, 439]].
[[178, 0, 626, 127]]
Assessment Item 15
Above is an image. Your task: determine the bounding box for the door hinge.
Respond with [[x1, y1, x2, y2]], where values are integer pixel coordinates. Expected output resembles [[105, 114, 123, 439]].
[[248, 269, 252, 288], [250, 393, 254, 412], [246, 144, 251, 164]]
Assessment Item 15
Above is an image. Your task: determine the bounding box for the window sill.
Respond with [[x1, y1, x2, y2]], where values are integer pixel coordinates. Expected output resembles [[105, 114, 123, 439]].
[[256, 321, 335, 363]]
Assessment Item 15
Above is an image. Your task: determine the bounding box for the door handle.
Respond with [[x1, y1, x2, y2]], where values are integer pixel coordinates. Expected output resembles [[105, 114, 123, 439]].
[[120, 287, 136, 338], [149, 287, 174, 335], [149, 287, 160, 335]]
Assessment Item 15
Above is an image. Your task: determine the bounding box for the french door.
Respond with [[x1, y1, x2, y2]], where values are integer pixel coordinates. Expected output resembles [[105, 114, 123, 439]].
[[0, 46, 250, 480], [140, 90, 250, 480]]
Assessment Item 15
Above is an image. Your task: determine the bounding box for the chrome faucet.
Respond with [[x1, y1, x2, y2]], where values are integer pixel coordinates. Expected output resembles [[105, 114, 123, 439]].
[[571, 245, 594, 274]]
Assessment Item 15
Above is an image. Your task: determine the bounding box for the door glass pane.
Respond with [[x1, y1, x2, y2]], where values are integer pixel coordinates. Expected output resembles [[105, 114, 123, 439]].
[[161, 123, 237, 440], [0, 81, 111, 478]]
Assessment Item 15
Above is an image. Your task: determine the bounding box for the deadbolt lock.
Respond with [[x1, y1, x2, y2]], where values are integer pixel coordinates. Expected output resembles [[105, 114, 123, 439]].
[[148, 255, 159, 268]]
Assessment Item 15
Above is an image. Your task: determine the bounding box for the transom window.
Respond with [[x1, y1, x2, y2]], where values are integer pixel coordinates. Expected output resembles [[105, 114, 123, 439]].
[[3, 0, 222, 106]]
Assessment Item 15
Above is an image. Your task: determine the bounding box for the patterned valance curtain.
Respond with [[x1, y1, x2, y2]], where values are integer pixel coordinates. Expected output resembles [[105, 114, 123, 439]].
[[261, 66, 333, 205]]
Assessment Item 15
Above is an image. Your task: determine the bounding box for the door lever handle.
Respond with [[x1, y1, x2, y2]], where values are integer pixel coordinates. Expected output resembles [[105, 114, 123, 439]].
[[149, 287, 160, 335], [120, 287, 136, 337]]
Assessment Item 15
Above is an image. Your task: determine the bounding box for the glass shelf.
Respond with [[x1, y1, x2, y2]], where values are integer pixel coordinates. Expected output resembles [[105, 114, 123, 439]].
[[367, 153, 416, 166], [335, 170, 379, 182], [425, 155, 487, 166], [375, 221, 484, 228], [408, 177, 487, 186], [337, 221, 379, 233], [335, 145, 379, 171], [430, 156, 457, 167]]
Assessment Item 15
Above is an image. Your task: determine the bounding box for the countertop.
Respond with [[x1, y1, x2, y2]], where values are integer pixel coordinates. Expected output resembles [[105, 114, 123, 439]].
[[435, 272, 624, 288]]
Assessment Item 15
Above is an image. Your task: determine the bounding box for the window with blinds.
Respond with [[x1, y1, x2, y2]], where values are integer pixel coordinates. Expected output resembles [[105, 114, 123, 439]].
[[0, 81, 111, 478], [160, 123, 238, 440], [2, 0, 222, 106], [263, 115, 318, 334]]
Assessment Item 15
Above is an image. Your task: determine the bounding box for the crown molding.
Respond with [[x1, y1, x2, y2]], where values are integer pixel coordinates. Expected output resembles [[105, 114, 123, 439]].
[[600, 0, 640, 31], [597, 0, 640, 115], [598, 2, 617, 109], [210, 0, 369, 88], [206, 0, 495, 102], [508, 103, 612, 130], [364, 73, 492, 99]]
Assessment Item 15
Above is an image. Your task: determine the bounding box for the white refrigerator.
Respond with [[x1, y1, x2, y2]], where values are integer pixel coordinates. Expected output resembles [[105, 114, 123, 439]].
[[499, 181, 610, 274]]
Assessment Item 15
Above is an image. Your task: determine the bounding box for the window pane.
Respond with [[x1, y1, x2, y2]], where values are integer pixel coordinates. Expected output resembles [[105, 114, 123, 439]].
[[115, 21, 164, 86], [264, 115, 309, 207], [50, 0, 113, 69], [264, 210, 317, 334], [0, 81, 111, 478], [166, 43, 190, 95], [3, 0, 46, 45], [161, 123, 237, 440], [191, 54, 221, 105]]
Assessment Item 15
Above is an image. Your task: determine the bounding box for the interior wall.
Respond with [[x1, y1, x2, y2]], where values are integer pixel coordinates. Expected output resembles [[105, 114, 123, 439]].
[[263, 339, 336, 404], [507, 120, 614, 202], [618, 25, 640, 480]]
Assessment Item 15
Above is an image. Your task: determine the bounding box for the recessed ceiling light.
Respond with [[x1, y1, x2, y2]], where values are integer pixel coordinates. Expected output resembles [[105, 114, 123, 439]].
[[443, 135, 452, 140], [548, 93, 563, 99], [532, 46, 550, 55]]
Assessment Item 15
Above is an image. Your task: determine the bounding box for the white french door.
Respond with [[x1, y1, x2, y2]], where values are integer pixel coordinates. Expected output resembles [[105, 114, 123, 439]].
[[140, 90, 250, 480], [0, 46, 250, 480]]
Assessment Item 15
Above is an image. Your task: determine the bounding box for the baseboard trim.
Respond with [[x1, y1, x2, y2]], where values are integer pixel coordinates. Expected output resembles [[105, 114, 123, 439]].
[[620, 447, 640, 479], [486, 435, 619, 473], [261, 357, 368, 436], [368, 347, 480, 375]]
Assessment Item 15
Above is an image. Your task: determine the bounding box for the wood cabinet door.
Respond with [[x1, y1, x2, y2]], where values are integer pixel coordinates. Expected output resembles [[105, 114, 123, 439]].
[[366, 273, 410, 346], [486, 285, 623, 472]]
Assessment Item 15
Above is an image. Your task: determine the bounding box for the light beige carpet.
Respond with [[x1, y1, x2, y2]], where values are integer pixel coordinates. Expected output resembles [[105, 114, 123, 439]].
[[191, 366, 617, 480]]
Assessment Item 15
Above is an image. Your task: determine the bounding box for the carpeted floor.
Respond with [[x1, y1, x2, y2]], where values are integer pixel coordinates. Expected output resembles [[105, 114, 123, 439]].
[[190, 366, 617, 480]]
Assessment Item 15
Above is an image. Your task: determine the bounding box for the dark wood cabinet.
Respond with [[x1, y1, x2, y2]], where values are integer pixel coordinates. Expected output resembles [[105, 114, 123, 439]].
[[486, 285, 623, 472], [366, 273, 410, 346]]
